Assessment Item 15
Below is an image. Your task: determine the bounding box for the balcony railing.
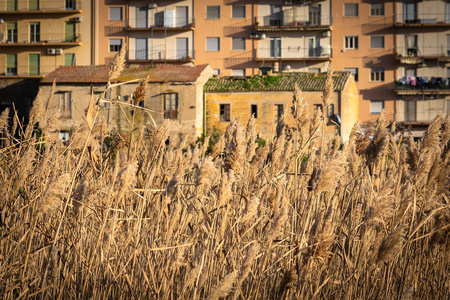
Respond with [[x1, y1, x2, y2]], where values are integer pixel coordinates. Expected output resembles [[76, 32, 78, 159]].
[[0, 0, 82, 12], [127, 17, 194, 29], [1, 65, 61, 77], [256, 46, 331, 60], [397, 99, 449, 123], [396, 46, 450, 58], [0, 33, 82, 44], [255, 13, 332, 28], [129, 49, 195, 61], [395, 77, 450, 91], [395, 13, 450, 25]]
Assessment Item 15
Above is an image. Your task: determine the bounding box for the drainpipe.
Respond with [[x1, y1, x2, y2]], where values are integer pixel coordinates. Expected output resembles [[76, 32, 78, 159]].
[[338, 91, 342, 137], [203, 91, 206, 136]]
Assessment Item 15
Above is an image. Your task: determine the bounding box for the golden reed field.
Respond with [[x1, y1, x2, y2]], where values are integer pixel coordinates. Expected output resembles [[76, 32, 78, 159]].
[[0, 52, 449, 299]]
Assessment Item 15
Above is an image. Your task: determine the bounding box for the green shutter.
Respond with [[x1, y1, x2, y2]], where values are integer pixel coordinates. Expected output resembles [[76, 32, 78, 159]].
[[29, 0, 39, 10], [64, 53, 75, 66], [65, 22, 76, 42], [7, 54, 16, 68], [29, 54, 40, 75], [7, 0, 17, 11]]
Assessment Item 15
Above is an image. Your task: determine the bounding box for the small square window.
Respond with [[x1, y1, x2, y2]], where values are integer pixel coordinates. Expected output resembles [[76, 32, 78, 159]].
[[370, 3, 384, 16], [327, 104, 335, 118], [344, 3, 358, 17], [109, 7, 122, 21], [370, 36, 384, 49], [371, 68, 385, 82], [345, 68, 358, 82], [206, 37, 220, 51], [220, 104, 230, 122], [232, 69, 245, 76], [308, 68, 321, 73], [370, 100, 384, 114], [232, 37, 246, 51], [232, 5, 245, 19], [207, 6, 220, 19], [59, 131, 70, 141], [345, 36, 358, 49], [213, 69, 220, 75], [251, 104, 258, 118], [109, 39, 122, 52], [314, 104, 323, 113]]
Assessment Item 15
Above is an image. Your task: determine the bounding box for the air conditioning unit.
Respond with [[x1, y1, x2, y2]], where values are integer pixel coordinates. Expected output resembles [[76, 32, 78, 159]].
[[47, 48, 56, 55], [149, 3, 157, 9], [75, 16, 82, 22], [55, 48, 63, 55], [250, 32, 259, 39]]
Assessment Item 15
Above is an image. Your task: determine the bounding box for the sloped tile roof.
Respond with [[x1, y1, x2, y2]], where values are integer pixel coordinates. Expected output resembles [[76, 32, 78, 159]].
[[42, 64, 209, 84], [204, 72, 351, 92]]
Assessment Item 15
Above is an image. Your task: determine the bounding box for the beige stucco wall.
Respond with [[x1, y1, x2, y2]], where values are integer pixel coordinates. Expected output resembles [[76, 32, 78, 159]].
[[205, 87, 357, 141], [340, 75, 359, 140]]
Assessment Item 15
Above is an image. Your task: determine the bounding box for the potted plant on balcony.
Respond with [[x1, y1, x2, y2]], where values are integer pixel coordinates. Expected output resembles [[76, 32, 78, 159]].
[[73, 36, 79, 43]]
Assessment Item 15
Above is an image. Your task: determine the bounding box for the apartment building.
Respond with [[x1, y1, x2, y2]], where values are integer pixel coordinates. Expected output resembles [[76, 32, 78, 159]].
[[394, 0, 450, 135], [98, 0, 195, 65], [0, 0, 92, 75], [194, 0, 332, 76]]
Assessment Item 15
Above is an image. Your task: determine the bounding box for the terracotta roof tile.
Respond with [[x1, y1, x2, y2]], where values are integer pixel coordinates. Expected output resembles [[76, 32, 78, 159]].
[[204, 72, 351, 93], [42, 64, 209, 84]]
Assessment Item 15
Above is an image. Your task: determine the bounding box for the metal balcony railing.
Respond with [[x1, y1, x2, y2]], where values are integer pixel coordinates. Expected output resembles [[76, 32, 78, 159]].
[[127, 17, 194, 29], [255, 13, 332, 27], [256, 46, 331, 59], [397, 99, 449, 123], [0, 0, 82, 12], [396, 46, 450, 58], [395, 77, 450, 91], [0, 32, 82, 44], [395, 13, 450, 25], [130, 49, 195, 61]]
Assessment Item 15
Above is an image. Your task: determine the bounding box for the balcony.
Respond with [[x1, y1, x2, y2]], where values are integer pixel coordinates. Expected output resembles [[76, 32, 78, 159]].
[[127, 17, 195, 31], [0, 33, 82, 46], [0, 0, 82, 13], [395, 77, 450, 95], [127, 49, 195, 63], [254, 14, 331, 31], [0, 64, 58, 78], [255, 46, 331, 62], [395, 46, 450, 64], [397, 99, 449, 124], [395, 13, 450, 27]]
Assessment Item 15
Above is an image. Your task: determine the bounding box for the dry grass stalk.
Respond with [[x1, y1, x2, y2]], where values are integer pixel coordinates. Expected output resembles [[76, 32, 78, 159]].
[[108, 43, 127, 81], [322, 64, 334, 107], [132, 76, 149, 106], [0, 108, 9, 132], [376, 225, 406, 265], [39, 173, 71, 214], [207, 270, 238, 300]]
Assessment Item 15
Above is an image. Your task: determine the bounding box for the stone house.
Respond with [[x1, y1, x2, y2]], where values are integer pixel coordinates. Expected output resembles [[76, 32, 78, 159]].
[[40, 64, 213, 144], [203, 72, 359, 141]]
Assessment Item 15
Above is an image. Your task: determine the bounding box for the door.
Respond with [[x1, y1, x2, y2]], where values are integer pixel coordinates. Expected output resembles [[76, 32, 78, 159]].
[[309, 4, 321, 25], [270, 5, 281, 26], [308, 36, 321, 57], [405, 100, 417, 122], [176, 6, 188, 27], [176, 38, 188, 59], [65, 21, 75, 42], [64, 53, 75, 66], [270, 38, 281, 58], [29, 54, 39, 75], [404, 3, 417, 23], [405, 35, 418, 56], [136, 6, 148, 28], [136, 38, 148, 60], [165, 10, 175, 28]]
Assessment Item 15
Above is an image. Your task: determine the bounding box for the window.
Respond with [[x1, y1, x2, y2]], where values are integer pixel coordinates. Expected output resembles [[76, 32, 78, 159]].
[[64, 53, 75, 66], [65, 21, 76, 42], [251, 104, 258, 118], [270, 37, 282, 58], [7, 0, 17, 11], [232, 37, 245, 51], [220, 104, 230, 122], [370, 3, 384, 16], [29, 0, 39, 10], [213, 69, 220, 75], [309, 68, 321, 73], [65, 0, 75, 10], [231, 69, 245, 76], [109, 39, 122, 52], [6, 54, 17, 75], [206, 6, 220, 19], [164, 93, 178, 119], [232, 5, 245, 19], [327, 104, 335, 118], [314, 104, 323, 112], [276, 104, 284, 119], [29, 54, 39, 75], [344, 3, 358, 17], [30, 22, 40, 43], [206, 37, 220, 51], [59, 131, 70, 141], [371, 68, 385, 81], [109, 7, 123, 21], [59, 92, 72, 118], [370, 100, 384, 114], [370, 36, 384, 49], [345, 36, 358, 49], [345, 68, 358, 81], [7, 23, 17, 43]]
